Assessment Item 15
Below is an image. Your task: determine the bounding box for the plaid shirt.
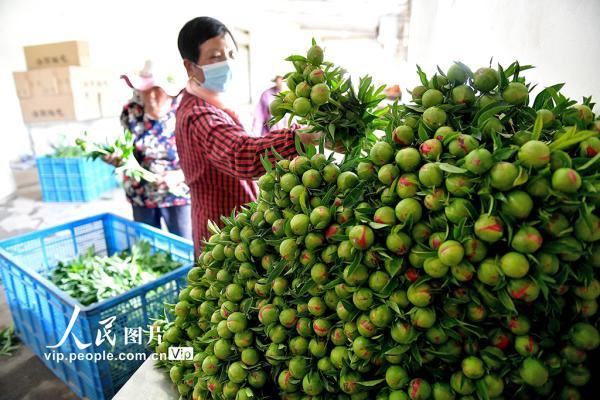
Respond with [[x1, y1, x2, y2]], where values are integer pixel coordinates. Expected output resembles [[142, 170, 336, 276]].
[[176, 91, 297, 253]]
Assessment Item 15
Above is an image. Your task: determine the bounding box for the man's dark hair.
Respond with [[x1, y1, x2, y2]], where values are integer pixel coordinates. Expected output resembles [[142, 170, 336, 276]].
[[177, 17, 237, 62]]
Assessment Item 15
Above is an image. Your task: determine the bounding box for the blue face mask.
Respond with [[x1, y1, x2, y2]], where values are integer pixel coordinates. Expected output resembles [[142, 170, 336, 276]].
[[193, 60, 233, 93]]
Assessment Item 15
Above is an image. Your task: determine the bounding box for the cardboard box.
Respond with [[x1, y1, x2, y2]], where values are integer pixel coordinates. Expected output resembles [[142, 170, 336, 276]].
[[24, 41, 90, 70], [14, 70, 56, 97], [13, 67, 112, 99], [13, 66, 115, 123], [11, 164, 38, 188], [13, 72, 32, 98], [17, 93, 102, 123]]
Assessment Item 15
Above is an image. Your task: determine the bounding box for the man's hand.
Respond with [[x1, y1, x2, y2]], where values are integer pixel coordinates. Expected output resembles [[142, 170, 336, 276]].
[[296, 130, 323, 147], [296, 129, 347, 154], [325, 138, 347, 154], [159, 170, 188, 197], [162, 170, 185, 188], [102, 153, 123, 167]]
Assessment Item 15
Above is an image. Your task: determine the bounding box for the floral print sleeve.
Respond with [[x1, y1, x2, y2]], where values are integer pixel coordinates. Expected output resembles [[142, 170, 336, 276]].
[[119, 98, 191, 208]]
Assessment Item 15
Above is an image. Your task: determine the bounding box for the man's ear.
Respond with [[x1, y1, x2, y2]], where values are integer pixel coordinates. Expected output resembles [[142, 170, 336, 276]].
[[183, 59, 205, 83], [183, 59, 194, 77]]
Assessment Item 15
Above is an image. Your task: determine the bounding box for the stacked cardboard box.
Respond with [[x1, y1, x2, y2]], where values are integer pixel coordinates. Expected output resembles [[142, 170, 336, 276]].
[[13, 41, 119, 123], [10, 159, 41, 200]]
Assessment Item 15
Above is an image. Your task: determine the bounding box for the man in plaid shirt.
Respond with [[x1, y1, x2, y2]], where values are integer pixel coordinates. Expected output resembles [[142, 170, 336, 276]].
[[175, 17, 317, 254]]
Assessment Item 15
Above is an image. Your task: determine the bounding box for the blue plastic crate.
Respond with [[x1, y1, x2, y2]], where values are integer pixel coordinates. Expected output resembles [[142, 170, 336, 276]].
[[0, 214, 194, 400], [36, 156, 118, 202]]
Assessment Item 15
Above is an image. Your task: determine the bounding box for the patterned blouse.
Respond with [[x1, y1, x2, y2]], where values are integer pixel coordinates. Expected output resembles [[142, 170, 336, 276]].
[[119, 97, 191, 208]]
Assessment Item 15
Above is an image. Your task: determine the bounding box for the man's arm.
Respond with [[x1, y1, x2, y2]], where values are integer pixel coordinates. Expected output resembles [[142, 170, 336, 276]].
[[190, 109, 297, 180]]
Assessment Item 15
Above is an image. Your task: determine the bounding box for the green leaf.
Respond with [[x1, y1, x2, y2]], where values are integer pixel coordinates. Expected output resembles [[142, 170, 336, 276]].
[[386, 300, 402, 315], [358, 378, 385, 387], [490, 130, 503, 152], [346, 254, 363, 278], [577, 151, 600, 171], [437, 163, 467, 174], [416, 65, 429, 87], [385, 344, 410, 356], [47, 240, 182, 306], [260, 153, 273, 172], [550, 130, 598, 150], [493, 147, 516, 161], [436, 65, 447, 77], [369, 222, 390, 230], [531, 112, 544, 140], [207, 220, 221, 235], [328, 123, 336, 139], [299, 190, 309, 215], [411, 346, 423, 365], [267, 261, 286, 283], [498, 63, 509, 89], [418, 121, 429, 141], [271, 145, 283, 160], [513, 166, 529, 186], [452, 217, 468, 241], [498, 289, 517, 313], [442, 132, 460, 146], [386, 258, 404, 278], [322, 277, 343, 290], [430, 74, 439, 90], [285, 55, 307, 62], [0, 326, 20, 356], [321, 185, 337, 206], [241, 299, 253, 314], [294, 132, 306, 156], [476, 105, 513, 127], [389, 176, 399, 194], [542, 238, 576, 254], [268, 114, 285, 128], [358, 76, 372, 100], [476, 378, 491, 400], [533, 83, 565, 110], [404, 104, 425, 113], [532, 272, 550, 300], [505, 62, 534, 78], [343, 183, 365, 207]]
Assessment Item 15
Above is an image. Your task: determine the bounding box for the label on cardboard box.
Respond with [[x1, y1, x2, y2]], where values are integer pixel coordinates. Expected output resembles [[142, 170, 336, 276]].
[[19, 95, 77, 122], [32, 69, 60, 97], [17, 92, 102, 123], [24, 41, 90, 70], [13, 66, 114, 98], [13, 72, 32, 98], [13, 66, 120, 123]]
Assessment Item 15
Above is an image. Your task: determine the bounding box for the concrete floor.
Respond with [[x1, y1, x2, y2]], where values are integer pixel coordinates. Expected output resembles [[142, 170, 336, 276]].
[[0, 188, 132, 400]]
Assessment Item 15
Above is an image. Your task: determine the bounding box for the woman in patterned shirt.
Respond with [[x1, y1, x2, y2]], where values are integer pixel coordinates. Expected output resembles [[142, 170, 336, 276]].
[[115, 61, 192, 239]]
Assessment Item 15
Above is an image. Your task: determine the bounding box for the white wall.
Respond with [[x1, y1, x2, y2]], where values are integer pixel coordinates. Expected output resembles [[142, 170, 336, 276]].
[[0, 0, 308, 199], [405, 0, 600, 109], [4, 0, 595, 202], [1, 0, 212, 199]]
